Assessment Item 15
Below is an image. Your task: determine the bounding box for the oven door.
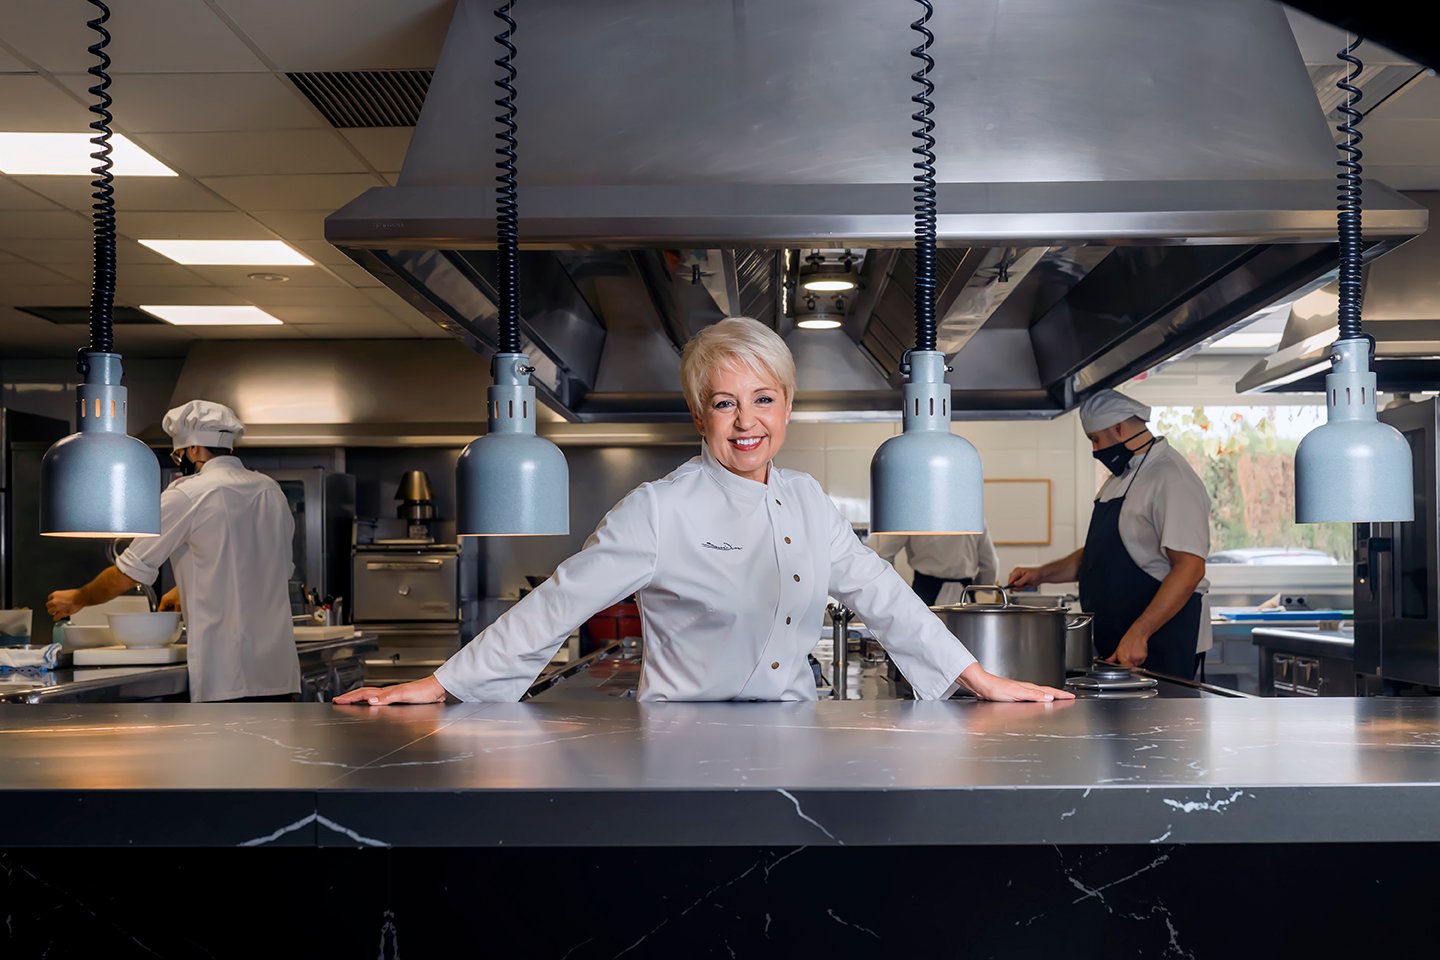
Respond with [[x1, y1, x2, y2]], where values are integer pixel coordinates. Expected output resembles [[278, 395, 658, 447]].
[[353, 553, 458, 622]]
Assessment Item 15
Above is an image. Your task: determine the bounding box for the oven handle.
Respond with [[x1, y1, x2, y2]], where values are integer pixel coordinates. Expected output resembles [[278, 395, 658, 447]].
[[364, 560, 447, 571]]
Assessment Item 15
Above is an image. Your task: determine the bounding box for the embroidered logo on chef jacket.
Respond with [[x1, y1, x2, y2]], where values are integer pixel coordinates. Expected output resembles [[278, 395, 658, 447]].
[[701, 541, 743, 551]]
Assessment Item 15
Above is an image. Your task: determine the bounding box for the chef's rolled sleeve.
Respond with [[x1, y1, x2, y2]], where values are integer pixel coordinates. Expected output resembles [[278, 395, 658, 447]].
[[114, 487, 196, 585], [821, 491, 976, 700], [436, 486, 659, 702]]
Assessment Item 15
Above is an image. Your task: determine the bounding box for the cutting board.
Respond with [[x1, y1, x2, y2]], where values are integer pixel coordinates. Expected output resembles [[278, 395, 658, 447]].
[[74, 644, 187, 666], [293, 626, 359, 642]]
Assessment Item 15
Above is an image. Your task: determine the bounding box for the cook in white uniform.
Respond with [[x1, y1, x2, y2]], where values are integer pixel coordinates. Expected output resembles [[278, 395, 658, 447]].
[[338, 318, 1072, 706], [47, 401, 300, 702], [872, 528, 1001, 606], [1009, 390, 1211, 678]]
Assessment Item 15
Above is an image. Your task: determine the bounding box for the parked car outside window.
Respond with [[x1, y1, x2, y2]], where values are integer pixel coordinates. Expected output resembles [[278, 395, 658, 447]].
[[1207, 548, 1338, 565]]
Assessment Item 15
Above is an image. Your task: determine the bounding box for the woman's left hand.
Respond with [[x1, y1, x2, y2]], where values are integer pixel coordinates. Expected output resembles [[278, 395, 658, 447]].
[[958, 664, 1075, 702]]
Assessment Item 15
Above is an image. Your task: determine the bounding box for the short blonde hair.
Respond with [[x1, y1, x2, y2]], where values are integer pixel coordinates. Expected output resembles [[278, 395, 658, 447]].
[[680, 317, 797, 415]]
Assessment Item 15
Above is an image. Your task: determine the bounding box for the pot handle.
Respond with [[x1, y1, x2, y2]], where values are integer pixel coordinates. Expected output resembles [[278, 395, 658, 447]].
[[959, 584, 1010, 608], [1065, 613, 1093, 630]]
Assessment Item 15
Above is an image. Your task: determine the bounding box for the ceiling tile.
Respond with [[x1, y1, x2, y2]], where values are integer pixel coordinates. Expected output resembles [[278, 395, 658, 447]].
[[134, 130, 368, 177], [200, 173, 383, 211], [339, 128, 413, 173], [54, 73, 326, 132], [287, 324, 421, 339], [0, 283, 90, 306], [0, 0, 267, 73], [117, 211, 274, 240], [289, 239, 352, 265], [186, 264, 347, 288], [0, 262, 80, 286], [249, 210, 333, 240], [359, 286, 420, 310], [184, 325, 309, 340], [10, 237, 170, 264], [46, 263, 209, 286], [0, 75, 93, 131], [216, 285, 376, 307], [214, 0, 453, 72], [0, 178, 62, 211], [264, 304, 401, 325], [12, 176, 233, 212], [0, 209, 88, 240], [0, 45, 29, 72], [0, 250, 19, 262], [114, 286, 249, 306]]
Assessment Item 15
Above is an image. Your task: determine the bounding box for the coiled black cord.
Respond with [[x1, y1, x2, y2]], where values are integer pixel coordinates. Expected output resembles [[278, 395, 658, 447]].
[[493, 1, 521, 354], [83, 0, 116, 370], [909, 0, 938, 353], [1336, 37, 1365, 343]]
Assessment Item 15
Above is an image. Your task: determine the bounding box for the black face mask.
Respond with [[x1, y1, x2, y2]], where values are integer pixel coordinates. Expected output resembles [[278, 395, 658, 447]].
[[171, 449, 199, 476], [1092, 431, 1154, 477]]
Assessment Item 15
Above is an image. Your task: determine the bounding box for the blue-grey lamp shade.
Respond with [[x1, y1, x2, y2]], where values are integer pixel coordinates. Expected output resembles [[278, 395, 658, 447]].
[[1295, 338, 1414, 523], [457, 353, 570, 536], [40, 352, 161, 538], [870, 351, 984, 534]]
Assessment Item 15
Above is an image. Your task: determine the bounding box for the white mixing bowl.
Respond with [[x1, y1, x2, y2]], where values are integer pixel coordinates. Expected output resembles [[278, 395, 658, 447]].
[[106, 612, 182, 648]]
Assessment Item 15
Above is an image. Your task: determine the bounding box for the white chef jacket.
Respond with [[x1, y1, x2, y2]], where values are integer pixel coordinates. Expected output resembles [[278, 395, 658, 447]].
[[116, 456, 300, 701], [1094, 437, 1213, 653], [871, 528, 1001, 585], [435, 446, 978, 702]]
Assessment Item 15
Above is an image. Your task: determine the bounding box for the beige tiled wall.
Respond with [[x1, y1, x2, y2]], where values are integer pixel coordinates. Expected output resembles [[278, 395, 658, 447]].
[[773, 414, 1094, 583]]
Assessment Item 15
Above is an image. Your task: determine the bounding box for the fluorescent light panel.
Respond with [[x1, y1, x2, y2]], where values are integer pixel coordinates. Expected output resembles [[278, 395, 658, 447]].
[[0, 133, 175, 176], [140, 305, 283, 326], [137, 239, 313, 266]]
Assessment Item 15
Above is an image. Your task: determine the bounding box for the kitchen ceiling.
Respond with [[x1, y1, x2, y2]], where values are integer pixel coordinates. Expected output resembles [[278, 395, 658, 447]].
[[0, 1, 1438, 368]]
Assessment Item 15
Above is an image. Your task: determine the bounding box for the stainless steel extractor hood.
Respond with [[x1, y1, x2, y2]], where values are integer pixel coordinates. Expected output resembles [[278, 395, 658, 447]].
[[1239, 191, 1440, 394], [326, 0, 1427, 423]]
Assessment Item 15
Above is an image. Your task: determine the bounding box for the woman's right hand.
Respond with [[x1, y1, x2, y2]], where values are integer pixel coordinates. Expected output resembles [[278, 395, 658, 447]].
[[1006, 566, 1045, 590], [333, 674, 449, 706]]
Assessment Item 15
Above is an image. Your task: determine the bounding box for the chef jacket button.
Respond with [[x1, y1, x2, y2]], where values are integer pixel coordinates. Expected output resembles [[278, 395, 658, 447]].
[[793, 574, 800, 582], [775, 499, 782, 506], [785, 616, 792, 625], [784, 536, 791, 544], [771, 661, 780, 670]]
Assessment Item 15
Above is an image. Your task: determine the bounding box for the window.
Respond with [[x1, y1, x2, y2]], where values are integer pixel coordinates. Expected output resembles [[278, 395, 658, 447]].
[[1148, 405, 1351, 564]]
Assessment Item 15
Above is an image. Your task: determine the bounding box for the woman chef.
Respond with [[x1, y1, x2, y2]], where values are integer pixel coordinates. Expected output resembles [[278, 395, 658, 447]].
[[338, 318, 1071, 706]]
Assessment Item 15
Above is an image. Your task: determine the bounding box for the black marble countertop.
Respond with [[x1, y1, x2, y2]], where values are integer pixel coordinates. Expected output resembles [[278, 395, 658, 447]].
[[2, 697, 1439, 848], [0, 637, 377, 703]]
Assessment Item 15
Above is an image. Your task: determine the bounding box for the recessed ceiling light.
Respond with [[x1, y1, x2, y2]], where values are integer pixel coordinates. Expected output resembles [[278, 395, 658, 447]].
[[801, 278, 856, 293], [137, 240, 313, 266], [0, 132, 176, 176], [140, 305, 283, 326], [796, 317, 842, 330], [246, 272, 291, 282]]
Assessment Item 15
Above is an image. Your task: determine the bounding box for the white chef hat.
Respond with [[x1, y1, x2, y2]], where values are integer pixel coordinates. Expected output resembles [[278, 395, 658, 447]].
[[1078, 389, 1151, 434], [162, 399, 245, 450]]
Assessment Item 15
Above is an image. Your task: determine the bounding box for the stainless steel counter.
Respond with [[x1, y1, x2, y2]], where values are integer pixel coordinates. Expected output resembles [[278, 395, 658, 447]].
[[2, 696, 1439, 848]]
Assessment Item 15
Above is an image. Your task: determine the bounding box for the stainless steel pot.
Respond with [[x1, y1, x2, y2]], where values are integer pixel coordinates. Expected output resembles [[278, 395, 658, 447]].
[[1010, 592, 1095, 673], [931, 585, 1092, 688]]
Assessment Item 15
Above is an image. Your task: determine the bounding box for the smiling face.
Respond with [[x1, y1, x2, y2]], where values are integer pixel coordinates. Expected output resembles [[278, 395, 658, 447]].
[[692, 360, 791, 483]]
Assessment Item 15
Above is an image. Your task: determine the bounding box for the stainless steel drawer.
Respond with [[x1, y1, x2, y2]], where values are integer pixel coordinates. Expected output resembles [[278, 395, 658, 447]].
[[352, 554, 458, 622]]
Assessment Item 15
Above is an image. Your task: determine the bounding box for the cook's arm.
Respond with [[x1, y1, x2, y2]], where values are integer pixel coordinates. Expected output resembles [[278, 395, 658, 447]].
[[45, 566, 139, 620], [428, 487, 660, 702], [1008, 548, 1082, 589], [1109, 549, 1205, 667]]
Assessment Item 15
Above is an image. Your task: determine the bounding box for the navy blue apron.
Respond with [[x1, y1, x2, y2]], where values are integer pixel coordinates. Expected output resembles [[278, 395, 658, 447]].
[[1077, 448, 1201, 680], [911, 572, 973, 607]]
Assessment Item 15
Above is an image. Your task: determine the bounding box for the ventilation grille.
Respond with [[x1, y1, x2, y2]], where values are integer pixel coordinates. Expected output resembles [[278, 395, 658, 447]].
[[287, 70, 433, 128], [20, 306, 162, 325]]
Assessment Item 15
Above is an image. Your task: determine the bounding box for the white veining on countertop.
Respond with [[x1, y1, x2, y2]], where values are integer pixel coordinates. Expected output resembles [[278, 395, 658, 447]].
[[238, 811, 388, 847], [763, 845, 807, 882], [826, 907, 880, 939], [776, 789, 843, 844], [1163, 789, 1245, 814], [1150, 826, 1174, 843]]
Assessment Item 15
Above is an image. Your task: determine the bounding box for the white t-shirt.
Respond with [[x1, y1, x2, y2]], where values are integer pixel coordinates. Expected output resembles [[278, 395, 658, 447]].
[[436, 446, 978, 702], [872, 529, 1001, 585], [1094, 437, 1213, 653], [117, 456, 300, 701]]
